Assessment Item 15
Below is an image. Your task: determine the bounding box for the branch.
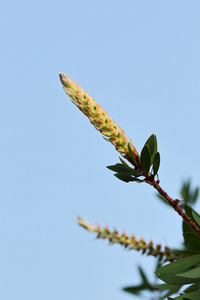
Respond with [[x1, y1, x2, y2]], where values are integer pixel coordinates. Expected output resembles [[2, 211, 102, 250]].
[[59, 73, 200, 237], [146, 178, 200, 237]]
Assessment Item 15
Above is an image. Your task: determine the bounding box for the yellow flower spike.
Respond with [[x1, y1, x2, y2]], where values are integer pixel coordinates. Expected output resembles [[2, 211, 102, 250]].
[[59, 72, 140, 167], [108, 126, 119, 137]]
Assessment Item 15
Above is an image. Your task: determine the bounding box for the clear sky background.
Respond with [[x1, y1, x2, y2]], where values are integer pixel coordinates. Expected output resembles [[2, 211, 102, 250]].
[[1, 1, 200, 300]]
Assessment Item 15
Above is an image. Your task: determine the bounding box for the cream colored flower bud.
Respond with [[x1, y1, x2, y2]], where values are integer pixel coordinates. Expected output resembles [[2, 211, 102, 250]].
[[59, 73, 140, 167]]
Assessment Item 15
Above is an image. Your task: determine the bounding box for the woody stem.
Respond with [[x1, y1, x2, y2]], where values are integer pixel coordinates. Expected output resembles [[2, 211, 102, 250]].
[[146, 178, 200, 237]]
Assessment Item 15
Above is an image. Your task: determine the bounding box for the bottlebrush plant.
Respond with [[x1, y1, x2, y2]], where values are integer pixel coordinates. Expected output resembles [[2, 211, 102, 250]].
[[59, 73, 200, 300]]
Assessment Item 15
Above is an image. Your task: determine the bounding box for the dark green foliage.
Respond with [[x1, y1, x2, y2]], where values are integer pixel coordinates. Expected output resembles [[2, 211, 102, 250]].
[[123, 267, 157, 296], [106, 134, 200, 299], [145, 134, 157, 163], [153, 151, 160, 176], [107, 158, 144, 183], [124, 182, 200, 299], [182, 206, 200, 250], [140, 144, 151, 176], [180, 181, 199, 205], [155, 254, 200, 275], [108, 134, 161, 183], [140, 134, 160, 176], [128, 143, 138, 166]]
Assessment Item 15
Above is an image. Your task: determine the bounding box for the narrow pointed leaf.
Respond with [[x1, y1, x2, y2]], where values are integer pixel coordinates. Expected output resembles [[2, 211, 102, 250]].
[[183, 232, 200, 250], [114, 173, 134, 183], [107, 163, 131, 174], [184, 283, 200, 293], [138, 267, 149, 285], [156, 193, 168, 205], [173, 250, 200, 257], [172, 291, 200, 300], [192, 210, 200, 228], [193, 188, 199, 203], [123, 284, 149, 295], [155, 254, 200, 275], [119, 158, 142, 177], [153, 152, 160, 175], [119, 157, 133, 171], [154, 283, 182, 291], [177, 267, 200, 279], [145, 134, 157, 163], [114, 173, 143, 183], [140, 144, 151, 176], [158, 273, 200, 285], [183, 206, 200, 245], [128, 143, 138, 166]]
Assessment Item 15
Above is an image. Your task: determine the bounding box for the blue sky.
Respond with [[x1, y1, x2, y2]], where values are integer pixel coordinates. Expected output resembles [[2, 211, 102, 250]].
[[1, 1, 200, 299]]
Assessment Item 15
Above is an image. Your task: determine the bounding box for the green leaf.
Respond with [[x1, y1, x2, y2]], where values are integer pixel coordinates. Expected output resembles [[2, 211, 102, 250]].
[[128, 143, 138, 166], [183, 232, 200, 250], [183, 206, 200, 245], [156, 193, 168, 205], [114, 173, 143, 183], [153, 152, 160, 175], [114, 173, 134, 183], [180, 181, 199, 205], [155, 254, 200, 275], [181, 181, 190, 202], [172, 291, 200, 300], [123, 284, 148, 295], [107, 163, 131, 173], [162, 285, 182, 299], [158, 273, 200, 285], [119, 158, 142, 177], [154, 283, 182, 291], [178, 267, 200, 279], [119, 157, 133, 171], [173, 250, 200, 257], [140, 144, 151, 176], [138, 266, 148, 285], [145, 134, 157, 163], [192, 211, 200, 228], [184, 283, 200, 293], [193, 188, 199, 203]]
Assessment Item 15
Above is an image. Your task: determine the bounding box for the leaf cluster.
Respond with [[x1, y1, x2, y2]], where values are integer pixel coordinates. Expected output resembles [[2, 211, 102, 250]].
[[107, 157, 144, 183], [123, 183, 200, 299], [107, 134, 160, 183]]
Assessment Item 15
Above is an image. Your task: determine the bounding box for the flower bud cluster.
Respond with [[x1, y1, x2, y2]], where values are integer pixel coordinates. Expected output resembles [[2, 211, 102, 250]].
[[77, 217, 182, 262], [59, 73, 140, 165]]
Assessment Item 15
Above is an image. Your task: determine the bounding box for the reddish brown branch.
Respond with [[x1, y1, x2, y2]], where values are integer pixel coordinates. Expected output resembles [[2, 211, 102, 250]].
[[146, 178, 200, 237]]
